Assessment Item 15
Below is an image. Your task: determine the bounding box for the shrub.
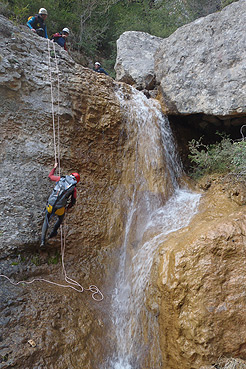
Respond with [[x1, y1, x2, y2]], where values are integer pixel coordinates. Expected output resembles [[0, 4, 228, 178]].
[[188, 132, 246, 179]]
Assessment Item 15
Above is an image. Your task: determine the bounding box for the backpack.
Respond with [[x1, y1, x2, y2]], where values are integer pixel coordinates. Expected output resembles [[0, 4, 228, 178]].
[[48, 175, 77, 211], [27, 15, 44, 29], [51, 32, 61, 40], [27, 15, 39, 23]]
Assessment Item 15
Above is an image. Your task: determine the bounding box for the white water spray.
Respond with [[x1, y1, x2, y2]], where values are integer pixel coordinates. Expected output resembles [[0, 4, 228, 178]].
[[106, 87, 201, 369]]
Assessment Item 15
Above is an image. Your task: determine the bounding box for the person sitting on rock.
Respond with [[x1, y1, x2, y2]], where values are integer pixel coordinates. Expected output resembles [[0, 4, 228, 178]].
[[27, 8, 48, 38], [93, 62, 108, 75], [51, 28, 70, 50], [40, 163, 80, 248]]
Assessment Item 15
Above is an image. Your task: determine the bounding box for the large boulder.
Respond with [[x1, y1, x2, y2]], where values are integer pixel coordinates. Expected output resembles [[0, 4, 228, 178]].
[[114, 31, 162, 90], [155, 0, 246, 116], [114, 1, 246, 117]]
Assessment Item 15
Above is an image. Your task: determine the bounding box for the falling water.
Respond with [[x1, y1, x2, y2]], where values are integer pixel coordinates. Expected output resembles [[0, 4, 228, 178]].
[[105, 86, 201, 369]]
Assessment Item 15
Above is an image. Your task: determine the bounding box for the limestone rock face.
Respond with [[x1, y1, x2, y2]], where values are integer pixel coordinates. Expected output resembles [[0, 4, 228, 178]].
[[155, 179, 246, 368], [0, 15, 126, 368], [0, 15, 124, 259], [114, 1, 246, 117], [114, 31, 163, 90], [0, 15, 171, 368], [155, 0, 246, 115]]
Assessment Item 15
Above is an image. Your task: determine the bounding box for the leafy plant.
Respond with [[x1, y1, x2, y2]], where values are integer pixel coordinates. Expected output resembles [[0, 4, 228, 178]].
[[9, 3, 29, 24], [188, 132, 246, 179], [3, 0, 222, 75]]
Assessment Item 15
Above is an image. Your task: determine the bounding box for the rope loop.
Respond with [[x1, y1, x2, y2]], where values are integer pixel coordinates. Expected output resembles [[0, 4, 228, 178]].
[[86, 285, 104, 301], [240, 124, 246, 141]]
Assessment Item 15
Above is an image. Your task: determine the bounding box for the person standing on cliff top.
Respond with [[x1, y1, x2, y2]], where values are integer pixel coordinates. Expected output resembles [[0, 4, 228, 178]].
[[27, 8, 48, 39], [40, 163, 80, 248], [51, 28, 70, 50], [93, 62, 108, 75]]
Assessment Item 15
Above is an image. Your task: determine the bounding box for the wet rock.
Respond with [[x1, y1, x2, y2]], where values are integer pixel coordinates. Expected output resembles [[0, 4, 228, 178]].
[[155, 180, 246, 368], [229, 183, 246, 206]]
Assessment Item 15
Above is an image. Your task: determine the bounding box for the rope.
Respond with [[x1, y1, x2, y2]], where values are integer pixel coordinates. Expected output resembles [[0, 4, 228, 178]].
[[47, 40, 57, 165], [0, 40, 104, 302], [0, 273, 103, 302], [0, 220, 103, 301], [240, 124, 246, 141], [52, 41, 61, 177]]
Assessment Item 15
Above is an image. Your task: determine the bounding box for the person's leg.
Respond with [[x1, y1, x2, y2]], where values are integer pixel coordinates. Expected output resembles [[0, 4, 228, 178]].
[[41, 211, 51, 246], [49, 213, 65, 238]]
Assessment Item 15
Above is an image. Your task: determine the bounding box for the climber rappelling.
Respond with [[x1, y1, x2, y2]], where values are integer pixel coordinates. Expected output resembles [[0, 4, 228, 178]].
[[40, 163, 80, 248]]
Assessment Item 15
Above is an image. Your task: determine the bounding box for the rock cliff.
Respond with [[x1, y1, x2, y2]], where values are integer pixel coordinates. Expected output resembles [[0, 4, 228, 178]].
[[115, 0, 246, 118], [1, 9, 246, 369], [155, 0, 246, 116], [0, 15, 170, 368], [0, 14, 125, 368]]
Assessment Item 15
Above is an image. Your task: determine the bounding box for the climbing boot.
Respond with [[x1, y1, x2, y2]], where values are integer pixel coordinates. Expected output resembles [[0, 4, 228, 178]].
[[48, 230, 58, 239], [40, 241, 45, 248]]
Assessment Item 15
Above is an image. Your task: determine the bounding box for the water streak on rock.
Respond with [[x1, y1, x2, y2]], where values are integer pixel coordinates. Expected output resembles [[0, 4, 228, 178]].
[[106, 87, 201, 368]]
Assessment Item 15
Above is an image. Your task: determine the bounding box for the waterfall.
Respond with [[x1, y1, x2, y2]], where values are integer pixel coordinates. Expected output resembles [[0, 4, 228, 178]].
[[105, 86, 201, 369]]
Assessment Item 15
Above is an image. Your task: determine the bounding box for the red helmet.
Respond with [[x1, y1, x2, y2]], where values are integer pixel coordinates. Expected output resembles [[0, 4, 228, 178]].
[[71, 172, 80, 183]]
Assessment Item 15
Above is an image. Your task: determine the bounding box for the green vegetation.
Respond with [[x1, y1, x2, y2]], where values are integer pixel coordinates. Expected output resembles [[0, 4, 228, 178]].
[[11, 255, 26, 266], [188, 132, 246, 179], [48, 252, 60, 265], [31, 254, 41, 266], [1, 0, 239, 74]]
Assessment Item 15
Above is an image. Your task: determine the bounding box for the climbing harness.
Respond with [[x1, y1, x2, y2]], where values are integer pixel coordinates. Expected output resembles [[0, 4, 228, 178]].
[[0, 40, 104, 302]]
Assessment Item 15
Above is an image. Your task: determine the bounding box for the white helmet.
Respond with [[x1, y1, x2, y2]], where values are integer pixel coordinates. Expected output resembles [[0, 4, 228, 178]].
[[39, 8, 48, 15], [62, 28, 70, 34], [95, 62, 101, 66]]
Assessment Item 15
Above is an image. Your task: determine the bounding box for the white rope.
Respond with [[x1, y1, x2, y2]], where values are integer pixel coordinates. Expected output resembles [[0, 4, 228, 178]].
[[240, 124, 246, 141], [52, 41, 61, 177], [0, 273, 103, 302], [0, 40, 104, 302], [47, 39, 57, 165]]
